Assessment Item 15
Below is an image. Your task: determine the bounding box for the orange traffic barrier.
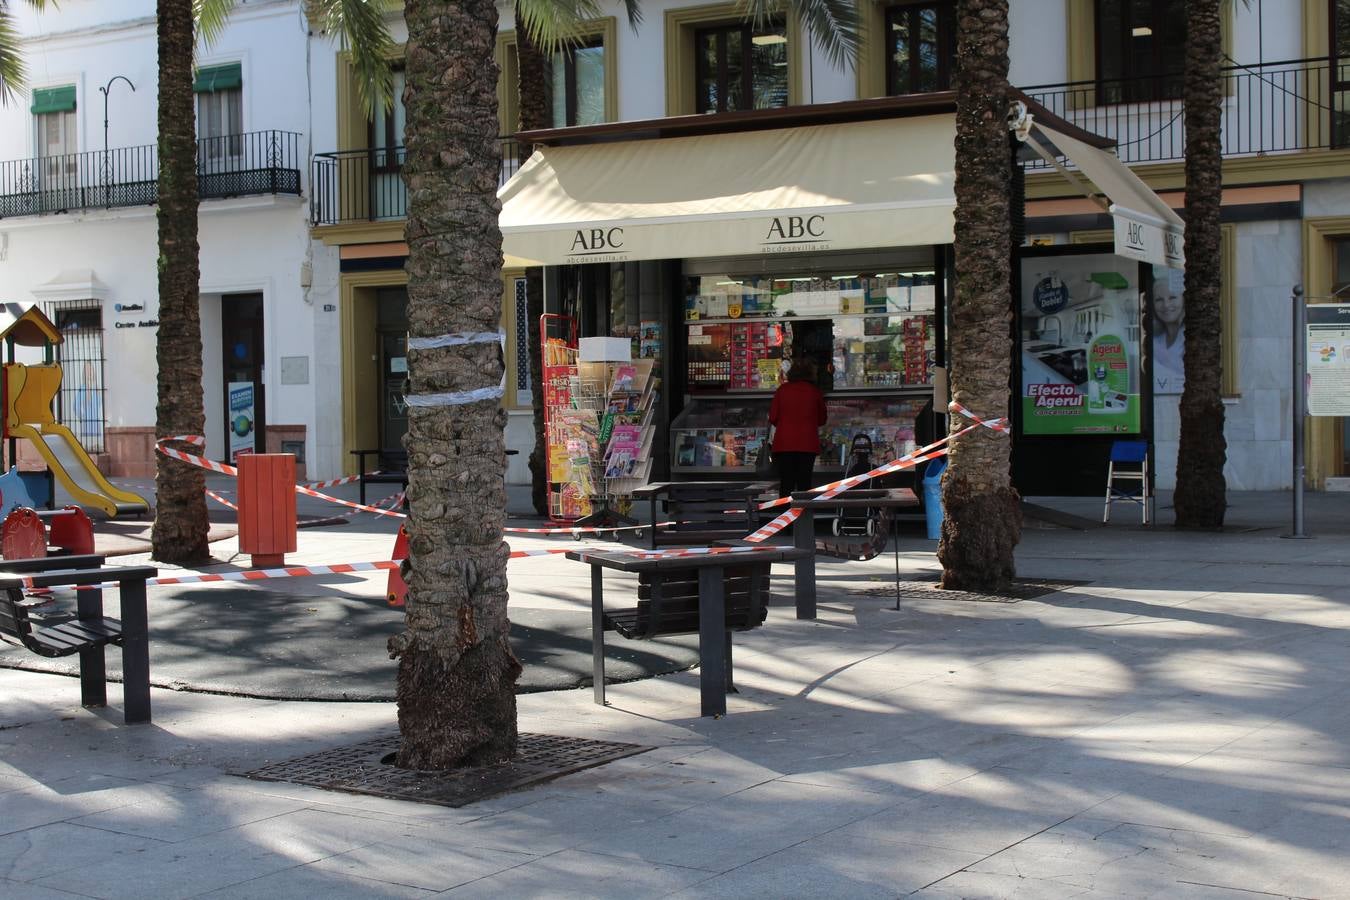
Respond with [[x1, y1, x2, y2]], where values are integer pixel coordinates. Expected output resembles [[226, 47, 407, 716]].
[[237, 454, 297, 568], [387, 525, 409, 608]]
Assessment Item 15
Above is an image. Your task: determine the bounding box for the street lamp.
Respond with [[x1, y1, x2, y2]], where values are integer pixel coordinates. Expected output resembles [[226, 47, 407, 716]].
[[98, 75, 135, 206]]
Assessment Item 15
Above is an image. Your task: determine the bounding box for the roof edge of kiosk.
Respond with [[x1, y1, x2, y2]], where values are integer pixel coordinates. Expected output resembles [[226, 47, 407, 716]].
[[516, 92, 960, 148], [501, 97, 969, 267]]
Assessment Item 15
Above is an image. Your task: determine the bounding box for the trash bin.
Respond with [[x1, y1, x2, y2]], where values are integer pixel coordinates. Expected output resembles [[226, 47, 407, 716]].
[[922, 457, 947, 540]]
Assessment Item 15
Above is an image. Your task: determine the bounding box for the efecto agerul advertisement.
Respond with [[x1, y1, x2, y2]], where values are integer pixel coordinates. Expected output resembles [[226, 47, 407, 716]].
[[1020, 253, 1141, 435]]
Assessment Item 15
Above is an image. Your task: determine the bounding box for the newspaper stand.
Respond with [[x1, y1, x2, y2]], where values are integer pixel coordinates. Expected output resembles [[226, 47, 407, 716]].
[[540, 314, 659, 527], [541, 315, 582, 523]]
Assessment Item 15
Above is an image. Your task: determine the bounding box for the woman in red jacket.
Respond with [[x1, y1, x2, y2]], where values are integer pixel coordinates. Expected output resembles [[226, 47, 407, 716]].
[[769, 359, 828, 498]]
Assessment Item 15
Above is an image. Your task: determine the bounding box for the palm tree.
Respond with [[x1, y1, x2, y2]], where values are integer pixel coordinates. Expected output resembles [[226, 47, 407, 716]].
[[151, 1, 394, 564], [152, 0, 210, 563], [394, 0, 858, 768], [0, 0, 47, 104], [936, 0, 1020, 591], [1172, 0, 1226, 528]]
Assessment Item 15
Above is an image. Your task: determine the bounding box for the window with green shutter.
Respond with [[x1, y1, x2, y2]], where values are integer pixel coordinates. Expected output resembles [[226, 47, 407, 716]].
[[193, 63, 242, 93], [30, 85, 76, 115]]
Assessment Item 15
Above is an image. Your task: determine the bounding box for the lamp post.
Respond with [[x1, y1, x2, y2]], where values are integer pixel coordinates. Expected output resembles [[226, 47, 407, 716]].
[[98, 75, 135, 207]]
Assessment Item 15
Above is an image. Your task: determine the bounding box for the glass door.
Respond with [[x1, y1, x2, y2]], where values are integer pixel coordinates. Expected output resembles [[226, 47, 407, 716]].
[[221, 293, 265, 461], [376, 288, 409, 452]]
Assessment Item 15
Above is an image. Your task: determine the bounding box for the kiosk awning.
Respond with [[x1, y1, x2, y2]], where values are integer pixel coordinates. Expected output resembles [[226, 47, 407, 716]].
[[498, 114, 956, 266], [1017, 111, 1185, 269]]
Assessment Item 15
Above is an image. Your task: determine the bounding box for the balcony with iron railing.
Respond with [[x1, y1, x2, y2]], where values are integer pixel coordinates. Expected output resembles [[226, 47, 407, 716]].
[[0, 130, 302, 219], [311, 59, 1347, 226], [1021, 57, 1347, 168], [310, 137, 522, 226]]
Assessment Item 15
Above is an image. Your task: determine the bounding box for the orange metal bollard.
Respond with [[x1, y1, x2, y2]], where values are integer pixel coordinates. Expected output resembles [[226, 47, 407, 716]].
[[387, 524, 409, 608], [1, 507, 46, 559], [237, 454, 297, 568]]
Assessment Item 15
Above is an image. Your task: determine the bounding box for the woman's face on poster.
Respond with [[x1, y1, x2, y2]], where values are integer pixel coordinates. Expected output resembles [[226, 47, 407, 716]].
[[1153, 288, 1183, 326]]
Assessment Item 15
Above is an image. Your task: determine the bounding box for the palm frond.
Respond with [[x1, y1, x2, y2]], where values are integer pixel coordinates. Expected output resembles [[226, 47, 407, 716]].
[[193, 0, 233, 47], [0, 8, 27, 106], [305, 0, 396, 117], [738, 0, 859, 70], [515, 0, 637, 56], [0, 0, 52, 104]]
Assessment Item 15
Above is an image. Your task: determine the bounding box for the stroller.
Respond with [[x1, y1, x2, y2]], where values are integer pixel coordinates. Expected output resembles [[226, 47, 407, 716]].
[[833, 433, 882, 537]]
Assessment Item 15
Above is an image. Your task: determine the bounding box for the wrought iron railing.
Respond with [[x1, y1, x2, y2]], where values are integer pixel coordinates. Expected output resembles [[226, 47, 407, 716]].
[[1020, 57, 1346, 168], [0, 130, 302, 219], [311, 137, 523, 226]]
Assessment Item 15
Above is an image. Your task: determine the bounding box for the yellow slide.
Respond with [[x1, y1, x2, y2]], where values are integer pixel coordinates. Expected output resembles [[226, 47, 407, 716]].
[[10, 423, 149, 518]]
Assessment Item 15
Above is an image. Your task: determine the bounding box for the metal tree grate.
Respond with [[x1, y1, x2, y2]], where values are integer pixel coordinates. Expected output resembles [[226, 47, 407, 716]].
[[240, 732, 651, 807], [855, 578, 1090, 604]]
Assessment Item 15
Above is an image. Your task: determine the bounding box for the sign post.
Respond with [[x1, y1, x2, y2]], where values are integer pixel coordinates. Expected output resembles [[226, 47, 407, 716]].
[[1284, 287, 1308, 539]]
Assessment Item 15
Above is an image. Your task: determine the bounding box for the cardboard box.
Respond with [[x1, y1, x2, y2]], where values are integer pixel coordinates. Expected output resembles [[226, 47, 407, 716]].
[[579, 336, 632, 362]]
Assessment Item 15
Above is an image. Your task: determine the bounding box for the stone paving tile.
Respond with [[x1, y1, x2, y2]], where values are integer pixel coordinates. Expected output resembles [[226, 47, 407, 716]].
[[197, 865, 436, 899], [667, 832, 986, 899], [303, 839, 536, 893], [837, 771, 1102, 855], [66, 782, 313, 843], [0, 774, 188, 838], [575, 779, 899, 872], [965, 816, 1350, 900], [431, 792, 693, 855], [442, 849, 714, 898], [0, 878, 94, 899], [31, 822, 370, 900], [0, 821, 168, 883]]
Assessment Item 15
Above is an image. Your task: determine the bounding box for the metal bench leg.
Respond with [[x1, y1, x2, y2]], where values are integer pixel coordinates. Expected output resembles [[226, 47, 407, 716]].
[[591, 565, 606, 706], [794, 507, 817, 619], [724, 630, 736, 694], [76, 584, 107, 708], [119, 578, 151, 724], [698, 566, 727, 717]]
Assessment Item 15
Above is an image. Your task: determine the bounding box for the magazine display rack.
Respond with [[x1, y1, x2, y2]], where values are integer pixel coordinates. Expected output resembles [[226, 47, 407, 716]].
[[541, 315, 659, 525]]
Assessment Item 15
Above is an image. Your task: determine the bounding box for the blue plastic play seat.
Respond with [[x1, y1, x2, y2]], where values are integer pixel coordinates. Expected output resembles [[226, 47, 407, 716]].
[[1104, 440, 1150, 524]]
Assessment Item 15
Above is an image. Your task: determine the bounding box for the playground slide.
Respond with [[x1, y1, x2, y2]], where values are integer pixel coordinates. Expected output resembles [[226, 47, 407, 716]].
[[10, 423, 149, 518]]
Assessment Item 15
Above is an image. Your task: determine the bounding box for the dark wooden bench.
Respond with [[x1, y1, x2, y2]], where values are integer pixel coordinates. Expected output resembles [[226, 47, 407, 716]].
[[632, 481, 773, 549], [350, 449, 408, 505], [0, 558, 156, 724], [566, 546, 811, 717]]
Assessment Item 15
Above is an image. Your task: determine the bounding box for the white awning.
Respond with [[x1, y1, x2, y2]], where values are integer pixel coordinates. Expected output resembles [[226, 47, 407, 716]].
[[1021, 117, 1186, 269], [498, 114, 957, 266]]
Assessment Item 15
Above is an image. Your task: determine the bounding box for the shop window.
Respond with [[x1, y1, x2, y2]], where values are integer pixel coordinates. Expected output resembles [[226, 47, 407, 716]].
[[694, 19, 788, 113], [1095, 0, 1186, 104], [885, 2, 955, 96], [550, 38, 606, 127]]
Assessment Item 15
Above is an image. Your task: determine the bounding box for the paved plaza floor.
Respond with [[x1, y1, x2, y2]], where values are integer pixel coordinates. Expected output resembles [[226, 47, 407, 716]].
[[1, 486, 1348, 898]]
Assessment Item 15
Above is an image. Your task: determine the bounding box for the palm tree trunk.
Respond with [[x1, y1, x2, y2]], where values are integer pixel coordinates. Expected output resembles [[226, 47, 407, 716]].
[[515, 11, 550, 516], [391, 0, 521, 770], [937, 0, 1021, 591], [1173, 0, 1227, 528], [151, 0, 210, 564]]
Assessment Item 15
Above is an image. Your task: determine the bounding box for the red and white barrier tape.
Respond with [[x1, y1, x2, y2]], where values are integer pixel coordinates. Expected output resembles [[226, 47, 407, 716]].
[[205, 489, 238, 511], [155, 436, 409, 519], [503, 520, 678, 536], [25, 546, 586, 594], [742, 408, 1008, 543]]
